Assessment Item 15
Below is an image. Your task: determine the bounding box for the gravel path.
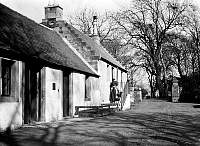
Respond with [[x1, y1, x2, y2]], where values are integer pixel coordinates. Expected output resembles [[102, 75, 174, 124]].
[[1, 99, 200, 146]]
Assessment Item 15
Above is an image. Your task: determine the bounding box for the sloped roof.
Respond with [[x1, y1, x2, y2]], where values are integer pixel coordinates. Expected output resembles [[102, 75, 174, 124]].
[[65, 24, 127, 72], [0, 4, 98, 77]]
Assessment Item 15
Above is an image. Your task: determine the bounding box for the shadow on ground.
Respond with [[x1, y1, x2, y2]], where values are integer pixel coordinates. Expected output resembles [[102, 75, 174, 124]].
[[193, 104, 200, 108], [1, 111, 200, 145]]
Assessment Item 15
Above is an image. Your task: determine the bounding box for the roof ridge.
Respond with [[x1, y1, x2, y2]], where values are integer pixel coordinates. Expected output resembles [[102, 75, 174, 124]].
[[65, 22, 127, 72], [0, 4, 99, 76], [62, 37, 100, 76], [96, 42, 125, 69]]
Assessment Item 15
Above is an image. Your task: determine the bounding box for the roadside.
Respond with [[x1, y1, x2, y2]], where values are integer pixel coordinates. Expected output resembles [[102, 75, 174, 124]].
[[1, 99, 200, 146]]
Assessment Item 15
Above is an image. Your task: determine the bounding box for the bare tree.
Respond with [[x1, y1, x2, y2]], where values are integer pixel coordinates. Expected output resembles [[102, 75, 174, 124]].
[[67, 8, 116, 43], [67, 8, 131, 65], [112, 0, 188, 98], [164, 33, 193, 78], [183, 4, 200, 76], [129, 49, 157, 98]]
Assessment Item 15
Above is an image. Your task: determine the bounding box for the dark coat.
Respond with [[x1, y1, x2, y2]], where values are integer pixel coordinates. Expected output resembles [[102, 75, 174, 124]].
[[110, 86, 119, 103]]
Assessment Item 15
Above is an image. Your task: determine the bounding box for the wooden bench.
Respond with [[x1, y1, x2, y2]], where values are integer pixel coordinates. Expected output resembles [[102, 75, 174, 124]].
[[101, 103, 118, 107], [75, 105, 111, 116], [102, 102, 120, 108]]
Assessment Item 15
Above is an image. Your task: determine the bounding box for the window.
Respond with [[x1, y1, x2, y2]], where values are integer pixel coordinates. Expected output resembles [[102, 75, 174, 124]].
[[112, 67, 114, 80], [107, 64, 110, 82], [116, 68, 118, 82], [121, 72, 123, 88], [0, 58, 19, 102], [1, 59, 13, 96], [85, 76, 91, 101], [52, 83, 56, 90]]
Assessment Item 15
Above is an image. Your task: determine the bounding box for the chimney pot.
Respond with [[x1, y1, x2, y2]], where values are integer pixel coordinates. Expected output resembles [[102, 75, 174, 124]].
[[92, 16, 98, 36], [91, 15, 100, 44]]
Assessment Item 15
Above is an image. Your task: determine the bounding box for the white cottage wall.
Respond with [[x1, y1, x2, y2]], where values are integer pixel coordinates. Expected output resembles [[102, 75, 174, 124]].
[[89, 76, 101, 105], [122, 72, 128, 89], [0, 102, 22, 130], [45, 67, 63, 122], [0, 61, 23, 130], [98, 61, 111, 103]]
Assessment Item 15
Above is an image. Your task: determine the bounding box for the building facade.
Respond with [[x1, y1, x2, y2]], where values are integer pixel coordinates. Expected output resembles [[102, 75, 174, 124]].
[[41, 4, 128, 111], [0, 3, 128, 131], [0, 3, 99, 130]]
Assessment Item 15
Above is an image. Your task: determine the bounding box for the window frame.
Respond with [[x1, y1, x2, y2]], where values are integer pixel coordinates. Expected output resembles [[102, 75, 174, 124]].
[[0, 58, 19, 102], [85, 75, 91, 101], [1, 59, 12, 96]]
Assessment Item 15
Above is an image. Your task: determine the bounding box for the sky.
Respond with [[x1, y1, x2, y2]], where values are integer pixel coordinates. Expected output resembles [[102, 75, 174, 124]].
[[0, 0, 131, 23], [0, 0, 199, 89], [1, 0, 200, 23]]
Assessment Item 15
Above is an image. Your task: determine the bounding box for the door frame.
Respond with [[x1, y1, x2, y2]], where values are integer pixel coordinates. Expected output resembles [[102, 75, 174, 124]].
[[63, 71, 70, 117], [23, 63, 45, 124]]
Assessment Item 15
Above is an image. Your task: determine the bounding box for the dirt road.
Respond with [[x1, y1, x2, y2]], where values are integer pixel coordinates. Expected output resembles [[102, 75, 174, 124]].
[[1, 100, 200, 146]]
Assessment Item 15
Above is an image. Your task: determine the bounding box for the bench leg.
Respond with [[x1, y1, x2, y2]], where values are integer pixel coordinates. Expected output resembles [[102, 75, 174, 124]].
[[75, 107, 79, 116]]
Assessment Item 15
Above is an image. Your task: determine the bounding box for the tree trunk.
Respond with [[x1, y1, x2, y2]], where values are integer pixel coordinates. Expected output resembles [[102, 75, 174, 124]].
[[177, 53, 183, 79], [148, 73, 156, 98], [155, 64, 167, 99], [156, 73, 164, 98]]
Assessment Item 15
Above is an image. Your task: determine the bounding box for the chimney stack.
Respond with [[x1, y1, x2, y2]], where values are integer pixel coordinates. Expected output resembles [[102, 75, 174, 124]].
[[92, 16, 100, 44], [93, 16, 98, 36]]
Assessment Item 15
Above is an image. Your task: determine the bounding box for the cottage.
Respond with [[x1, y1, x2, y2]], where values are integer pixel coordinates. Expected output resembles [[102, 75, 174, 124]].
[[0, 4, 98, 130], [41, 4, 128, 111], [0, 3, 129, 131]]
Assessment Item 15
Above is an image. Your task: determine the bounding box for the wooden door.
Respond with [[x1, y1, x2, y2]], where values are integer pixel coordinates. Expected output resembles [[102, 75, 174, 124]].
[[63, 71, 70, 117], [24, 64, 43, 124]]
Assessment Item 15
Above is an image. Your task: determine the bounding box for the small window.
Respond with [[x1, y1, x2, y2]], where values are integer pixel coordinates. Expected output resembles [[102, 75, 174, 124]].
[[52, 83, 56, 90], [1, 59, 13, 96], [107, 64, 110, 82], [116, 68, 118, 82], [111, 67, 114, 81], [85, 76, 91, 101]]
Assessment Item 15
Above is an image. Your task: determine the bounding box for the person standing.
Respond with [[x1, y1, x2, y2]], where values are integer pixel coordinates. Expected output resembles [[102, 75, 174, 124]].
[[110, 80, 119, 103]]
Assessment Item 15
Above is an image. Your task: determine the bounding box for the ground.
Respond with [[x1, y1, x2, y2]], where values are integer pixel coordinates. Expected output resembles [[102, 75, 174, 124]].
[[1, 99, 200, 146]]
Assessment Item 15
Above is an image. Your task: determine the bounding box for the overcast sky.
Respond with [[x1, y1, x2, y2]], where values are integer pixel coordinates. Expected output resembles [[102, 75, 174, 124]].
[[0, 0, 131, 23]]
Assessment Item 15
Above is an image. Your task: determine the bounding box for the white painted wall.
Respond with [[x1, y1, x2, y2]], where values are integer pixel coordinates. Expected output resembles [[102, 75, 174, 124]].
[[98, 61, 110, 103], [72, 72, 85, 107], [113, 67, 117, 80], [68, 61, 128, 116], [0, 61, 22, 131], [122, 94, 130, 111], [122, 72, 127, 89], [118, 69, 122, 91], [45, 67, 63, 122], [0, 102, 22, 130], [71, 73, 85, 115], [93, 60, 128, 105], [89, 76, 101, 105], [71, 72, 102, 115]]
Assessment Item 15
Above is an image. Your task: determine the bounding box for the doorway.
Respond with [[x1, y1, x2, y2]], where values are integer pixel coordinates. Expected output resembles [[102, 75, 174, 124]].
[[23, 63, 44, 124], [63, 71, 70, 117]]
